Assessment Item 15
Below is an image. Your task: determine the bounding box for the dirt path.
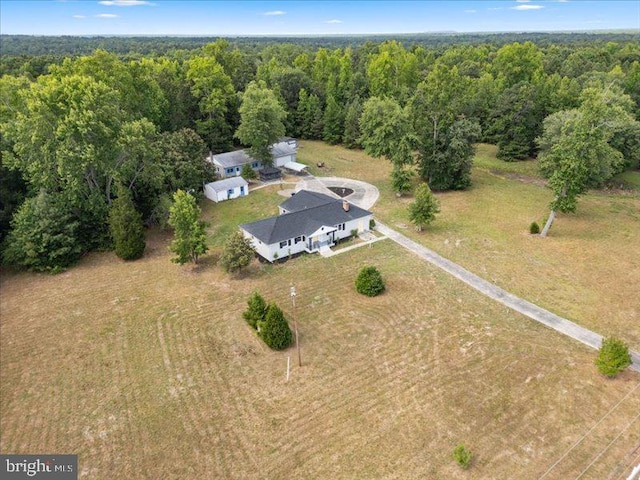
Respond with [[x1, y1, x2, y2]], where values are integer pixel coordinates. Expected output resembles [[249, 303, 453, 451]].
[[376, 222, 640, 373]]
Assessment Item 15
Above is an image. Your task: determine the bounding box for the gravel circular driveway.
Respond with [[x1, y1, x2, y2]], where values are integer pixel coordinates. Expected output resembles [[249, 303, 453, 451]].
[[295, 176, 380, 210]]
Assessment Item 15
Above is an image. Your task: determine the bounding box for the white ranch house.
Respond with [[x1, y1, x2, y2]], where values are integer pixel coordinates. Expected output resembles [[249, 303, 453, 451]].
[[208, 141, 305, 179], [240, 190, 373, 262], [203, 177, 248, 203]]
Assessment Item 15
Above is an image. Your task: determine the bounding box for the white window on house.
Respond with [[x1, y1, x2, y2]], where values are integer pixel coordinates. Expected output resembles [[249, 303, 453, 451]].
[[252, 162, 259, 168], [294, 236, 302, 244], [240, 186, 245, 194], [226, 168, 234, 175], [279, 241, 288, 248], [227, 189, 234, 197], [337, 223, 346, 231]]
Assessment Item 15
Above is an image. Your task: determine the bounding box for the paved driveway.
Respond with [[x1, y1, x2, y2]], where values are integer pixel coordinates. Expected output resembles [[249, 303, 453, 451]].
[[296, 176, 380, 210]]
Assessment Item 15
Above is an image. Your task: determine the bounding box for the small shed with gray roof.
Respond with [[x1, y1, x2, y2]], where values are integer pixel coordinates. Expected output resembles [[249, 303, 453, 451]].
[[204, 177, 249, 203]]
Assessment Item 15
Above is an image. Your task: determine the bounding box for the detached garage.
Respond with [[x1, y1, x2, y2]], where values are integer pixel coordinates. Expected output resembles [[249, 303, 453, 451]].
[[204, 177, 249, 203]]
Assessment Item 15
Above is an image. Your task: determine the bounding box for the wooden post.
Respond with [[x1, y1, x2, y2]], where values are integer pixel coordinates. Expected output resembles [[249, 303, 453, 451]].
[[291, 285, 301, 367]]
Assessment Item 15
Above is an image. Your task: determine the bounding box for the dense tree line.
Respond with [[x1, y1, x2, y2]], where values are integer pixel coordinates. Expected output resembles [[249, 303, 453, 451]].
[[1, 35, 639, 270], [2, 32, 639, 57]]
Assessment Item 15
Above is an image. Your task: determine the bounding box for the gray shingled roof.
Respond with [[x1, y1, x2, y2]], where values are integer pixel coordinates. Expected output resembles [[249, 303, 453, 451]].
[[204, 177, 248, 193], [240, 190, 371, 244], [210, 142, 295, 169], [211, 150, 252, 168], [270, 142, 296, 158], [279, 190, 337, 213]]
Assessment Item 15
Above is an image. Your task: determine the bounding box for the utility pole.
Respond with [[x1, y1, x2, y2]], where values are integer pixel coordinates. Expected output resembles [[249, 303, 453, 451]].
[[290, 285, 301, 367]]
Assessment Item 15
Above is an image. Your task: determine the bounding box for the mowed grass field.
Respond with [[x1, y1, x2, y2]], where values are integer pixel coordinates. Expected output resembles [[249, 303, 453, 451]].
[[299, 141, 640, 352], [1, 142, 639, 478], [2, 232, 640, 479]]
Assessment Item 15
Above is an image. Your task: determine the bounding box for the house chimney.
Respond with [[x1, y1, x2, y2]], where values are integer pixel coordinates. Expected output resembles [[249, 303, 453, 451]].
[[342, 200, 350, 212]]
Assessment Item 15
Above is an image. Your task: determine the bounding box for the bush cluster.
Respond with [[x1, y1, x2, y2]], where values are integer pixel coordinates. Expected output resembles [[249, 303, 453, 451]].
[[595, 337, 632, 378], [453, 444, 472, 469], [355, 266, 385, 297], [529, 221, 540, 234], [242, 292, 292, 350]]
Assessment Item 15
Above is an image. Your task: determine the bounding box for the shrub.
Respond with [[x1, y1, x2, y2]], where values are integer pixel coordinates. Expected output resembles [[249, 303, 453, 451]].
[[355, 266, 385, 297], [529, 221, 540, 234], [453, 444, 472, 469], [595, 337, 632, 378], [369, 218, 376, 229], [350, 228, 358, 237], [241, 163, 257, 180], [260, 303, 293, 350], [243, 292, 267, 330]]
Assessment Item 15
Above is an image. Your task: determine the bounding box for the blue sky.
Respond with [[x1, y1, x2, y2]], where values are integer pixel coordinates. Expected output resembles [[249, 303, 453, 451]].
[[1, 1, 639, 36]]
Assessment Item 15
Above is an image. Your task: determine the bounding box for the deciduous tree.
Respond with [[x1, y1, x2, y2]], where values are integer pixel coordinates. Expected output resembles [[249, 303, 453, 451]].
[[408, 183, 440, 231], [537, 85, 639, 236], [235, 81, 287, 165], [220, 230, 255, 273], [167, 189, 208, 265]]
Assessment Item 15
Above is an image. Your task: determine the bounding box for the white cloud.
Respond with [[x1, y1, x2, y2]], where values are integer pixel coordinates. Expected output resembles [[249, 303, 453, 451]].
[[99, 0, 153, 6], [325, 19, 343, 24], [465, 9, 477, 13], [511, 4, 545, 10], [488, 7, 503, 10], [516, 0, 531, 2], [263, 10, 286, 16], [72, 14, 86, 18], [95, 13, 119, 18]]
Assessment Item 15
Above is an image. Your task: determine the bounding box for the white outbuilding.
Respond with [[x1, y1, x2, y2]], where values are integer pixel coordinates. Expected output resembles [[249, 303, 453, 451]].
[[204, 177, 249, 203]]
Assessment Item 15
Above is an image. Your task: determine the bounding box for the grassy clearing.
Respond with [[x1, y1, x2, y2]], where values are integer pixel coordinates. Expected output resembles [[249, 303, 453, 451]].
[[299, 141, 640, 352], [2, 234, 639, 479], [2, 141, 639, 478]]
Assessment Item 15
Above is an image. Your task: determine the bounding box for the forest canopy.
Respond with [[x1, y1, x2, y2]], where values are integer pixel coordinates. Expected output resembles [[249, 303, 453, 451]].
[[1, 33, 639, 270]]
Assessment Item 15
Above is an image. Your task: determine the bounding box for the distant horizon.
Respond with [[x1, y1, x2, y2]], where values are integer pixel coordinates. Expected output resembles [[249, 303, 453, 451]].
[[1, 1, 638, 36], [3, 28, 639, 39]]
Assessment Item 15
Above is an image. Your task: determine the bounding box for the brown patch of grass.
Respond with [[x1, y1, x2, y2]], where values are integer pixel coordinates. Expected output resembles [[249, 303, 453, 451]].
[[2, 233, 639, 479]]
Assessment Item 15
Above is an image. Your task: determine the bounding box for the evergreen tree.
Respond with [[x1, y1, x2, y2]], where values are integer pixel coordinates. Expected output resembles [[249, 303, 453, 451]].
[[408, 183, 440, 231], [343, 96, 363, 149], [243, 291, 267, 330], [391, 165, 415, 196], [167, 190, 208, 265], [220, 230, 255, 273], [355, 266, 385, 297], [109, 186, 145, 261], [296, 88, 324, 139], [260, 303, 293, 350], [3, 191, 82, 273], [322, 94, 344, 144]]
